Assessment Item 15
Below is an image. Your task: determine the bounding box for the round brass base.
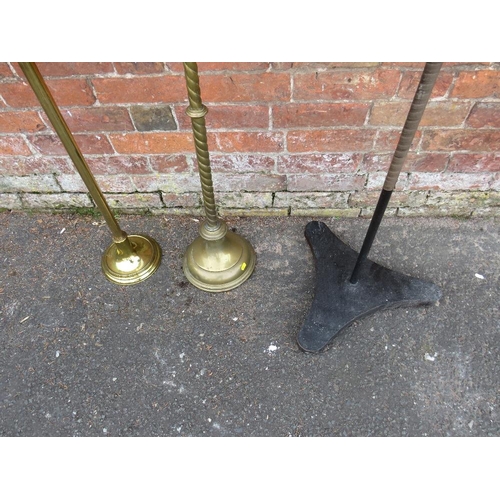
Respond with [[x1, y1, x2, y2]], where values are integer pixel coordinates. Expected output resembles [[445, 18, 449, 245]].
[[183, 225, 256, 292], [102, 234, 162, 285]]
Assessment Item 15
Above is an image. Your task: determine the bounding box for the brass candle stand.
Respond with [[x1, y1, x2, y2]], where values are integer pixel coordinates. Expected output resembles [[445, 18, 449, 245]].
[[182, 62, 256, 292], [19, 62, 161, 285]]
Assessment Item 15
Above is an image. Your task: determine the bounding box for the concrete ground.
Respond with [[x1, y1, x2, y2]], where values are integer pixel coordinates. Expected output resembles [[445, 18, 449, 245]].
[[0, 212, 499, 437]]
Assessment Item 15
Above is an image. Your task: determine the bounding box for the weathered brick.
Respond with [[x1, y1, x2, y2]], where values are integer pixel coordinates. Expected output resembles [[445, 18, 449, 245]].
[[0, 174, 60, 192], [0, 193, 22, 209], [107, 193, 163, 209], [466, 103, 500, 128], [448, 153, 500, 173], [287, 173, 366, 191], [109, 132, 193, 154], [397, 206, 472, 217], [92, 75, 187, 104], [0, 110, 46, 133], [199, 73, 290, 102], [361, 153, 392, 172], [273, 103, 369, 128], [26, 62, 114, 76], [277, 153, 361, 173], [294, 70, 401, 100], [21, 192, 93, 209], [274, 191, 349, 208], [57, 174, 135, 193], [215, 192, 273, 208], [490, 173, 500, 190], [209, 154, 275, 173], [451, 71, 500, 98], [425, 191, 500, 208], [287, 130, 375, 152], [375, 130, 421, 151], [130, 105, 177, 131], [471, 207, 500, 217], [114, 63, 166, 75], [28, 133, 114, 155], [59, 107, 134, 132], [212, 173, 286, 192], [0, 63, 14, 79], [360, 207, 398, 218], [349, 190, 427, 208], [421, 130, 500, 152], [198, 63, 270, 72], [292, 62, 381, 69], [398, 71, 453, 99], [367, 172, 408, 190], [404, 153, 449, 172], [161, 192, 201, 208], [176, 104, 269, 130], [0, 156, 73, 175], [87, 155, 151, 175], [370, 101, 470, 127], [0, 136, 32, 155], [208, 132, 284, 152], [1, 79, 96, 107], [149, 155, 190, 173], [408, 173, 492, 191], [132, 174, 200, 193]]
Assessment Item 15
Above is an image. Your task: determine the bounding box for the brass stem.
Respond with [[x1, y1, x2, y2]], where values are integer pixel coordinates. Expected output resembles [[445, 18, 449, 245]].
[[18, 62, 128, 246], [183, 62, 220, 230]]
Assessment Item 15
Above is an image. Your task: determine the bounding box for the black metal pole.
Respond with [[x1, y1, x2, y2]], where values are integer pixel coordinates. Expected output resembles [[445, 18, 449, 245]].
[[350, 62, 442, 284]]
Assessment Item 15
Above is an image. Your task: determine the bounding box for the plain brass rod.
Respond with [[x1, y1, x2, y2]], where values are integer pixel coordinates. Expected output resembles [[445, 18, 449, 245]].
[[183, 62, 220, 230], [18, 62, 127, 244]]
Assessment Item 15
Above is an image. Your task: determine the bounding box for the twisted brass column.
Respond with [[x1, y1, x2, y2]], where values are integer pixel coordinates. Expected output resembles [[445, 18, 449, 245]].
[[182, 62, 256, 292], [19, 62, 162, 285]]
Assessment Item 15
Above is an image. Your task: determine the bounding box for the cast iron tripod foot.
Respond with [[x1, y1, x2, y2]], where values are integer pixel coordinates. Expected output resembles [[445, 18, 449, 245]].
[[297, 221, 441, 353]]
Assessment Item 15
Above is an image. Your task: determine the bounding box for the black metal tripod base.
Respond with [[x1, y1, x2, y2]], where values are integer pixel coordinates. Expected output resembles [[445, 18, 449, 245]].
[[297, 221, 441, 353]]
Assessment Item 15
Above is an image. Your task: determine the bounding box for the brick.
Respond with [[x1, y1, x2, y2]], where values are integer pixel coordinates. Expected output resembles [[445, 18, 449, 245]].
[[0, 156, 73, 175], [149, 155, 190, 173], [488, 173, 500, 190], [24, 62, 114, 76], [397, 71, 453, 99], [0, 136, 32, 155], [59, 107, 134, 132], [109, 132, 193, 154], [211, 173, 286, 192], [292, 62, 381, 69], [21, 192, 93, 209], [349, 190, 427, 208], [132, 174, 202, 193], [276, 153, 361, 173], [274, 191, 349, 209], [209, 154, 275, 173], [472, 207, 500, 217], [130, 105, 177, 131], [0, 110, 46, 133], [197, 63, 270, 72], [161, 192, 201, 208], [107, 193, 163, 209], [466, 103, 500, 128], [87, 155, 151, 175], [1, 79, 96, 107], [208, 132, 284, 152], [397, 206, 472, 217], [114, 63, 166, 75], [425, 191, 500, 208], [294, 69, 400, 100], [408, 173, 492, 191], [404, 153, 449, 172], [370, 101, 470, 127], [57, 174, 135, 193], [375, 130, 421, 151], [448, 153, 500, 172], [28, 133, 114, 155], [287, 173, 366, 191], [451, 71, 500, 98], [199, 73, 290, 102], [273, 103, 369, 128], [367, 172, 408, 190], [0, 174, 60, 192], [0, 193, 22, 209], [361, 153, 392, 172], [360, 207, 398, 218], [216, 192, 273, 209], [0, 63, 14, 79], [287, 129, 375, 152], [92, 75, 187, 104], [175, 104, 269, 130], [421, 130, 500, 152]]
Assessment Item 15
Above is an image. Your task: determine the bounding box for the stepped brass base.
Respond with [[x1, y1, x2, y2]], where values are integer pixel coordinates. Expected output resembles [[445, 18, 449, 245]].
[[183, 221, 256, 292], [102, 234, 162, 285]]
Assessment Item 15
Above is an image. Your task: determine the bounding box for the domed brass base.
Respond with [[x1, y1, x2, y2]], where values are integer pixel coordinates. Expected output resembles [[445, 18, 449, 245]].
[[102, 234, 162, 285], [183, 222, 256, 292]]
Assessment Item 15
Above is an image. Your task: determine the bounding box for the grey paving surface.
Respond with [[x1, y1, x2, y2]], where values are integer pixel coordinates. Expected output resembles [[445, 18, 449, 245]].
[[0, 212, 499, 436]]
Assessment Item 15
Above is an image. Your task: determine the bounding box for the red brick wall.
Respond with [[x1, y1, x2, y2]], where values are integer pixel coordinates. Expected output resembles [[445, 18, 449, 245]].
[[1, 62, 499, 216]]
